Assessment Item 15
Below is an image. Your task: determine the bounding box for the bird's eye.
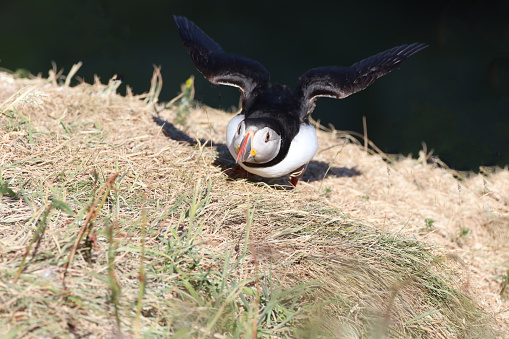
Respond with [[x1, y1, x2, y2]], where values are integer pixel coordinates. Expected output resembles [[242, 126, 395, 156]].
[[237, 124, 241, 135], [265, 132, 270, 142]]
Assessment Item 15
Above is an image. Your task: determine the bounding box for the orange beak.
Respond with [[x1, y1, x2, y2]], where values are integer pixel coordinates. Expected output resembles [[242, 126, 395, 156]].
[[236, 130, 254, 163]]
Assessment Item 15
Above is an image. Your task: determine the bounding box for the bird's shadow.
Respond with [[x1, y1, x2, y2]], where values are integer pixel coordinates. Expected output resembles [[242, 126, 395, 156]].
[[153, 116, 362, 187]]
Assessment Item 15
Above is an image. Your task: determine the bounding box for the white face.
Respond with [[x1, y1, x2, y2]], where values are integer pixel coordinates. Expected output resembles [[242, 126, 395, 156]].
[[233, 121, 281, 164]]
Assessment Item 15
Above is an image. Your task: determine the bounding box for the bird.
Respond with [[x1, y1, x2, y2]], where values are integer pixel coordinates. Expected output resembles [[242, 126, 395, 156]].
[[174, 15, 427, 187]]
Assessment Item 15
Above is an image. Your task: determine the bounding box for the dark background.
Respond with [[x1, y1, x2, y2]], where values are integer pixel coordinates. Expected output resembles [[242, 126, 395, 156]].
[[1, 0, 508, 171]]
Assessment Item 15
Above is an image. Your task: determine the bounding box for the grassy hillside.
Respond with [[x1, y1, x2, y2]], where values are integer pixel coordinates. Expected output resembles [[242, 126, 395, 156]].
[[0, 67, 508, 337]]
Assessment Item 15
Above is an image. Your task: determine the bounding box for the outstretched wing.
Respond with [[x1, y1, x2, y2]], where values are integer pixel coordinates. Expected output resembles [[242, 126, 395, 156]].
[[174, 16, 270, 101], [296, 43, 427, 120]]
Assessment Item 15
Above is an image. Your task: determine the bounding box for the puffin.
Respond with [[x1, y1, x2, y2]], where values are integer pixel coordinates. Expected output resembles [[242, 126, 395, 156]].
[[174, 16, 427, 186]]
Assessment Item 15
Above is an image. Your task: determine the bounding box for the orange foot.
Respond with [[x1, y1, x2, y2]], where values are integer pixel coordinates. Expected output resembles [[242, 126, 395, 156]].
[[229, 165, 258, 179], [289, 163, 308, 187]]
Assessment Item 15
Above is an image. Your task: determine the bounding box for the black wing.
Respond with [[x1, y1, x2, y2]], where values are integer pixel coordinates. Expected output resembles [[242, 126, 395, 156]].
[[296, 43, 427, 120], [174, 16, 270, 101]]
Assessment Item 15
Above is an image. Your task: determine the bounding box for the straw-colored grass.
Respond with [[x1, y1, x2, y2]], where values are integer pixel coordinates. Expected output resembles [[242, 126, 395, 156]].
[[0, 67, 508, 338]]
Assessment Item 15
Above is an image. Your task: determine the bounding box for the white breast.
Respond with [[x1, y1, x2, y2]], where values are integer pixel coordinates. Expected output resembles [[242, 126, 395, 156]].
[[226, 114, 318, 178]]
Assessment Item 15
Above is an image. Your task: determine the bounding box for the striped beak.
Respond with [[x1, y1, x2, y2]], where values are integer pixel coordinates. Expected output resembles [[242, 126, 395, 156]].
[[236, 130, 254, 163]]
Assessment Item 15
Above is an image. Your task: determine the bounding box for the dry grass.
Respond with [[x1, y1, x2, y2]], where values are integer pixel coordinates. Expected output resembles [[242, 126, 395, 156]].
[[0, 67, 508, 338]]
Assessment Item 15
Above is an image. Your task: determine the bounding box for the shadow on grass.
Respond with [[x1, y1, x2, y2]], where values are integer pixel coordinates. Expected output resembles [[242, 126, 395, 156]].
[[153, 116, 362, 187]]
